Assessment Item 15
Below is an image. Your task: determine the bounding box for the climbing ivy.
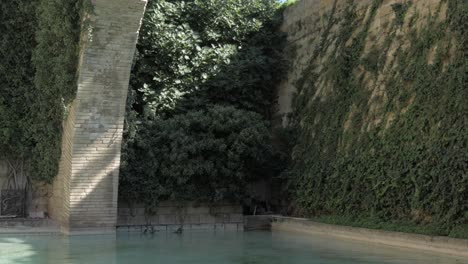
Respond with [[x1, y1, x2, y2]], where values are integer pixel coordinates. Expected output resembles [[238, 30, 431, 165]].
[[0, 0, 39, 160], [0, 0, 87, 182], [391, 1, 412, 26], [287, 0, 467, 237]]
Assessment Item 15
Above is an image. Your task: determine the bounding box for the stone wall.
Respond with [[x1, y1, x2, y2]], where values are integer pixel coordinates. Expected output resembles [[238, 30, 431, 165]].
[[117, 202, 244, 232], [49, 0, 147, 234], [276, 0, 445, 127]]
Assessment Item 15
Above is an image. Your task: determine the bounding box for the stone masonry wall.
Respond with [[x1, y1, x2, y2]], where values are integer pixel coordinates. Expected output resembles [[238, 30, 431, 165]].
[[117, 202, 244, 232], [49, 0, 147, 234], [277, 0, 444, 127]]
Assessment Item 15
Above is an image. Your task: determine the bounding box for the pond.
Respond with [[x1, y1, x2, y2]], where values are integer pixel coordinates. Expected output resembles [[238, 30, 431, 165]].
[[0, 230, 465, 264]]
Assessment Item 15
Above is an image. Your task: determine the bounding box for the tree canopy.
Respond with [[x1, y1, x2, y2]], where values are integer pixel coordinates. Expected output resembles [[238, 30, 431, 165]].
[[120, 0, 287, 208]]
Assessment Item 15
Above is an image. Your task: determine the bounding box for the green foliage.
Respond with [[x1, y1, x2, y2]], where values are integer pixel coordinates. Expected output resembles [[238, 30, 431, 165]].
[[280, 0, 298, 9], [0, 0, 85, 182], [131, 0, 285, 118], [120, 106, 275, 210], [0, 0, 39, 160], [391, 1, 412, 26], [311, 215, 468, 239], [121, 0, 287, 207], [30, 0, 85, 182], [287, 0, 468, 236]]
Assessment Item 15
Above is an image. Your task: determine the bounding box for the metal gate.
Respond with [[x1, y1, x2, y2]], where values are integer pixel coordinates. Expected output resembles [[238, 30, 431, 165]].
[[0, 189, 26, 217], [0, 159, 28, 218]]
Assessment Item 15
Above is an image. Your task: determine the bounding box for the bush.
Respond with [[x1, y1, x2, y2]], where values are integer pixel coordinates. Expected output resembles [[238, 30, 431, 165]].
[[120, 106, 275, 209], [120, 0, 287, 208]]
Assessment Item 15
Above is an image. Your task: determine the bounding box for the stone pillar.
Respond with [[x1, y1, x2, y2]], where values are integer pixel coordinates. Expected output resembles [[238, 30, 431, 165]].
[[49, 0, 147, 234]]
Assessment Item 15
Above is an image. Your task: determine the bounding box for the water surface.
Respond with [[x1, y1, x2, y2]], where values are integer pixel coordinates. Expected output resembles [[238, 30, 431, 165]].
[[0, 230, 466, 264]]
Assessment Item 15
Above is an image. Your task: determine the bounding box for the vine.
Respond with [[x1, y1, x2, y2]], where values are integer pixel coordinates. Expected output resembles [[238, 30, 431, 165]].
[[287, 0, 467, 237], [0, 0, 88, 182], [391, 1, 412, 26]]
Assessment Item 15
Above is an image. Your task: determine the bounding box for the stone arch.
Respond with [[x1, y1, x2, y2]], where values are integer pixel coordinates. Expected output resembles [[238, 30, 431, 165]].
[[49, 0, 147, 234]]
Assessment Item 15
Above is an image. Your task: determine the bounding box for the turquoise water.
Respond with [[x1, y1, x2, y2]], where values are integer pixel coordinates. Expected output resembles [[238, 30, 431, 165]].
[[0, 231, 465, 264]]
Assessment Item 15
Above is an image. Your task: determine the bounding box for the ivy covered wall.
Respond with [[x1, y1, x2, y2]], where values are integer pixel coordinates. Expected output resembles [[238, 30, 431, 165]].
[[0, 0, 86, 183], [280, 0, 467, 237]]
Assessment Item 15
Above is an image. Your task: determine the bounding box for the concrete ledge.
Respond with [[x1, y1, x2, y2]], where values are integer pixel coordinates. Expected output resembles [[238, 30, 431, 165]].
[[271, 216, 468, 258], [117, 223, 244, 233], [117, 204, 243, 228], [61, 226, 117, 236], [244, 215, 272, 231]]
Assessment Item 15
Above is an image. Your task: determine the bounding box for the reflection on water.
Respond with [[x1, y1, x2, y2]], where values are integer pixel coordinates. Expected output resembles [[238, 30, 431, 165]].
[[0, 231, 466, 264]]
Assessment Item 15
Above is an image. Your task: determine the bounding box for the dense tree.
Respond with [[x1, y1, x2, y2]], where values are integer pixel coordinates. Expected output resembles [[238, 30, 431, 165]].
[[129, 0, 285, 118], [120, 106, 276, 209], [120, 0, 287, 207]]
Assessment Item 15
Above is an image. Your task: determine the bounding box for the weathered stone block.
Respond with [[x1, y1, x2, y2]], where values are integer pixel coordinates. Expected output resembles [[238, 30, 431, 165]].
[[159, 215, 176, 225], [186, 206, 210, 214], [224, 223, 239, 231], [214, 213, 230, 223], [229, 214, 244, 223], [186, 215, 201, 224], [189, 224, 213, 230], [199, 214, 216, 224]]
